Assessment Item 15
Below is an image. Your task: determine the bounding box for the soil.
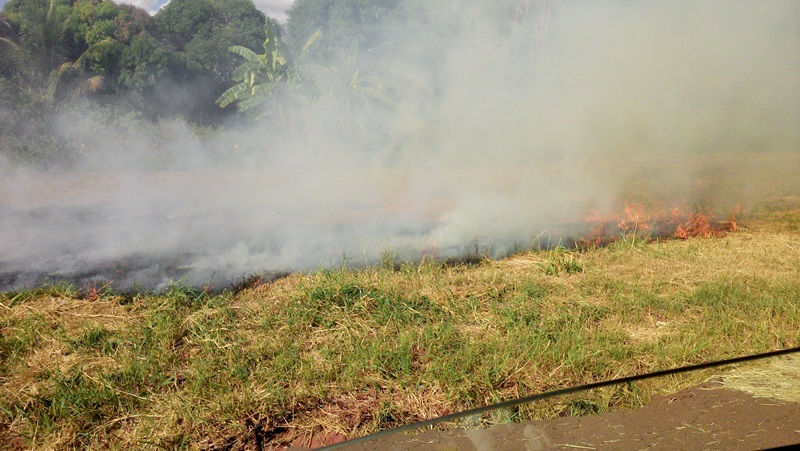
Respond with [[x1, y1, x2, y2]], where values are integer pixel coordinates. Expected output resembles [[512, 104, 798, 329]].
[[287, 379, 800, 450]]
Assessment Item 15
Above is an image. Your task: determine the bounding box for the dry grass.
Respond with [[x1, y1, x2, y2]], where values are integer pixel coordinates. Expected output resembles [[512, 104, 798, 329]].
[[1, 200, 799, 449], [719, 355, 800, 403]]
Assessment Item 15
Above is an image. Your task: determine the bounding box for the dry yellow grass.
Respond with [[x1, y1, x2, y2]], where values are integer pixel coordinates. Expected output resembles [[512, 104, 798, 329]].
[[719, 355, 800, 403], [1, 201, 799, 449]]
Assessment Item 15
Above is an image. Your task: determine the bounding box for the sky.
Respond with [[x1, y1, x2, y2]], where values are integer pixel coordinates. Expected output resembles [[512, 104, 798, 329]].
[[0, 0, 294, 21], [123, 0, 293, 20], [122, 0, 294, 20]]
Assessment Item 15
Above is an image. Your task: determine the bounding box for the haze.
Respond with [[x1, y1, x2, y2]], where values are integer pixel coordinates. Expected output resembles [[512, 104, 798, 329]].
[[1, 0, 798, 291]]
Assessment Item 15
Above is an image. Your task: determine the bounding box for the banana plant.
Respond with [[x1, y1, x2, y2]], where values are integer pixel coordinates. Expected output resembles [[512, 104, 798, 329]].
[[216, 18, 307, 112]]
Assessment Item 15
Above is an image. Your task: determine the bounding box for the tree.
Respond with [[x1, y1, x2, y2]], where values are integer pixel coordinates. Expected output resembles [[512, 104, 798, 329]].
[[1, 0, 166, 100], [285, 0, 330, 57], [118, 33, 171, 92], [0, 0, 117, 164], [155, 0, 216, 51], [153, 0, 268, 123], [216, 6, 395, 139], [0, 0, 114, 104], [0, 11, 25, 83], [1, 0, 71, 85], [65, 0, 121, 59], [286, 0, 402, 64], [113, 4, 153, 44], [155, 0, 266, 82]]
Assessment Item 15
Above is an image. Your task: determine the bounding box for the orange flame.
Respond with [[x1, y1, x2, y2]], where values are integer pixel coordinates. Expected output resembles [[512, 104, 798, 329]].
[[580, 203, 739, 245], [618, 204, 652, 232]]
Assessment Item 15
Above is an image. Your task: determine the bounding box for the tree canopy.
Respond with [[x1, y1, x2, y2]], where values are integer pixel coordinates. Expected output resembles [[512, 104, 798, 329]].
[[0, 0, 562, 165], [286, 0, 402, 63]]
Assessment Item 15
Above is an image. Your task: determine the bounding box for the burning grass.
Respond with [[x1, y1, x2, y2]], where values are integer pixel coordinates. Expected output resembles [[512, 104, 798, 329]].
[[573, 203, 740, 249], [1, 202, 799, 449]]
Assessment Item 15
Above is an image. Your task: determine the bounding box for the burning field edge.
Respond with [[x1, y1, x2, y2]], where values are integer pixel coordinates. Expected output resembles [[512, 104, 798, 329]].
[[0, 200, 799, 450], [1, 202, 743, 296]]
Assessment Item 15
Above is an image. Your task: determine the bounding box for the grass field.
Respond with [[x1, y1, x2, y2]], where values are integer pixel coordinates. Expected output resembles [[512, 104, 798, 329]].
[[1, 195, 799, 449]]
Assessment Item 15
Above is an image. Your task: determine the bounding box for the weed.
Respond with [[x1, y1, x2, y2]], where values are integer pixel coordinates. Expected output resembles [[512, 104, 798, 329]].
[[381, 248, 401, 271], [0, 282, 78, 306], [567, 398, 602, 416], [69, 327, 118, 355], [538, 247, 584, 276], [606, 231, 650, 253]]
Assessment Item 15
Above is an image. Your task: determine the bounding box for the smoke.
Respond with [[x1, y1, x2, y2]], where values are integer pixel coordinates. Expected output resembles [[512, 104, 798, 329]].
[[1, 0, 799, 291]]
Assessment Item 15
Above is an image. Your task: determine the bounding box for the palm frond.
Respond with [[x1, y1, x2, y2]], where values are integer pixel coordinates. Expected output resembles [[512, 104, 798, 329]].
[[0, 37, 21, 52], [0, 77, 13, 102], [45, 61, 73, 101], [72, 38, 114, 69]]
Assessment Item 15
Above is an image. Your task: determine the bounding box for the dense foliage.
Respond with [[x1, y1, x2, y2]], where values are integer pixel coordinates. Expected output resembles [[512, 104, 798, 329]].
[[0, 0, 596, 166], [0, 0, 413, 165]]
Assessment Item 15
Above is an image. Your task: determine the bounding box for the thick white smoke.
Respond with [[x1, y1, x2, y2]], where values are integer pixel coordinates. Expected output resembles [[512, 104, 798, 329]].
[[1, 0, 798, 291]]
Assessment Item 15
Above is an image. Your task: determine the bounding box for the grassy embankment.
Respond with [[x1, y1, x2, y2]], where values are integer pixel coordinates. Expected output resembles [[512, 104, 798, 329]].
[[1, 198, 799, 449]]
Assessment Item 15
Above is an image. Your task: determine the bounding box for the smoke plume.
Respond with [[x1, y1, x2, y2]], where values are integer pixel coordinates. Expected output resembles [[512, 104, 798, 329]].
[[2, 0, 798, 291]]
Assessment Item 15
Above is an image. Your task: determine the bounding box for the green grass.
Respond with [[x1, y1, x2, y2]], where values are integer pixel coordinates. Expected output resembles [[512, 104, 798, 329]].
[[1, 202, 799, 449]]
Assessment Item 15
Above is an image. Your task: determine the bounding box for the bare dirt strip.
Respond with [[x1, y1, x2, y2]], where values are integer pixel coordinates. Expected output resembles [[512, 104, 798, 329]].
[[289, 356, 800, 450]]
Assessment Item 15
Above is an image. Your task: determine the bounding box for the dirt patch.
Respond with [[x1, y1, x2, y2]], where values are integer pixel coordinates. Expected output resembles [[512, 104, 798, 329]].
[[626, 319, 673, 343], [337, 382, 800, 450], [0, 421, 27, 451], [325, 356, 800, 450], [286, 432, 348, 449]]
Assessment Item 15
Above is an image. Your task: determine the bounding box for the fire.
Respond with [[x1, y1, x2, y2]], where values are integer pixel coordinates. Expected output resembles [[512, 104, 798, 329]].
[[618, 204, 652, 232], [674, 204, 739, 239], [418, 239, 441, 261], [578, 203, 740, 246]]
